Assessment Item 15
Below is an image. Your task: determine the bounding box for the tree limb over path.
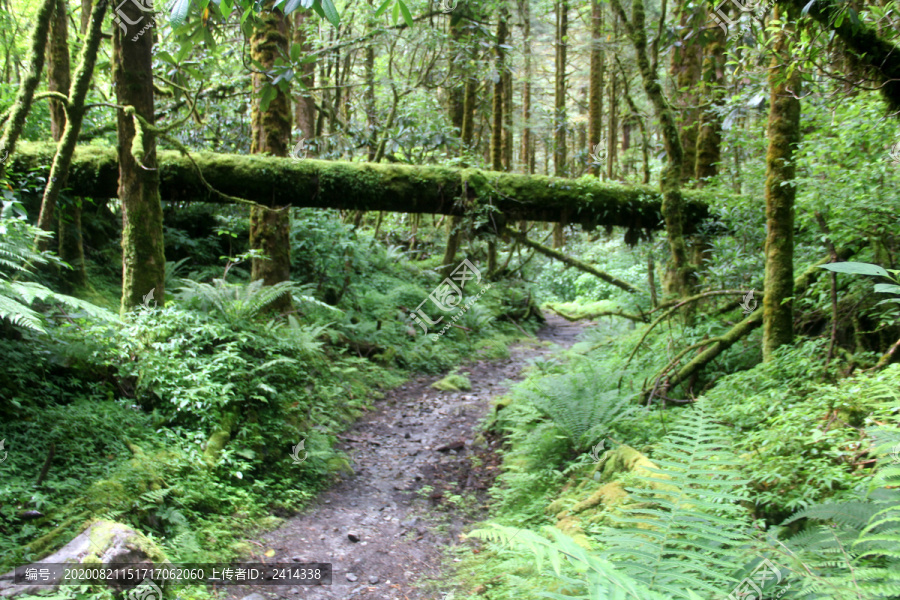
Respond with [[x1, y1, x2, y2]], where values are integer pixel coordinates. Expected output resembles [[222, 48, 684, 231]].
[[11, 142, 715, 230]]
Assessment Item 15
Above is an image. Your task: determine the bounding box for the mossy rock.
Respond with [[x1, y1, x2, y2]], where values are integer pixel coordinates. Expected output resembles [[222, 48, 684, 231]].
[[570, 482, 629, 514], [431, 373, 472, 391]]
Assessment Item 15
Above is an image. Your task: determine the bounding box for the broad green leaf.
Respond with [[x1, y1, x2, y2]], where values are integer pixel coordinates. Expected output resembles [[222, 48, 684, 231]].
[[874, 283, 900, 295], [170, 0, 192, 27], [283, 0, 303, 13], [801, 0, 815, 16], [819, 262, 889, 277], [397, 0, 413, 27], [392, 0, 399, 24], [318, 0, 340, 26], [374, 0, 391, 16]]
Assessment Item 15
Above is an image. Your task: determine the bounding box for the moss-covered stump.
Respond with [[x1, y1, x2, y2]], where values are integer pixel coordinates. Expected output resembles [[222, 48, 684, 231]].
[[0, 520, 168, 598], [545, 445, 674, 536], [9, 142, 719, 231]]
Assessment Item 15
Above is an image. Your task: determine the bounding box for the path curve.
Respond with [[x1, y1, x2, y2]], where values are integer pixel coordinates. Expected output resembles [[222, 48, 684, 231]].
[[225, 314, 586, 600]]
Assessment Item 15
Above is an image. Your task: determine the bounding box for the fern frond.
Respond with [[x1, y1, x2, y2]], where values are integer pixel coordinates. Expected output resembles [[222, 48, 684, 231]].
[[519, 365, 637, 450], [596, 403, 753, 598]]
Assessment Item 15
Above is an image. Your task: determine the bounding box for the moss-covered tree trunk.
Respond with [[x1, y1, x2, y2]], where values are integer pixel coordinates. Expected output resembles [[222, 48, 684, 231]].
[[0, 0, 56, 181], [519, 0, 534, 174], [670, 0, 702, 184], [114, 0, 164, 312], [553, 0, 568, 178], [56, 0, 87, 289], [441, 216, 463, 278], [293, 11, 316, 142], [695, 14, 726, 184], [491, 8, 507, 172], [762, 6, 800, 361], [37, 0, 106, 261], [461, 79, 477, 153], [588, 0, 604, 178], [249, 2, 293, 314], [611, 0, 693, 298], [46, 0, 69, 143]]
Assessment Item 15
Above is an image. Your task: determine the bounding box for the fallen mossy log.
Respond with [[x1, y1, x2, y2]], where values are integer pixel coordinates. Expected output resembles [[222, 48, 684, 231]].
[[10, 142, 715, 230], [503, 226, 641, 293]]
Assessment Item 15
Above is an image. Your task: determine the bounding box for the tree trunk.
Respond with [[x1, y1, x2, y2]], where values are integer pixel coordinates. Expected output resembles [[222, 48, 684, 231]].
[[491, 7, 508, 172], [695, 14, 726, 184], [249, 2, 293, 314], [114, 0, 165, 312], [606, 61, 618, 180], [502, 57, 513, 170], [293, 12, 316, 141], [553, 0, 568, 177], [37, 0, 105, 247], [670, 0, 702, 184], [762, 5, 800, 361], [611, 0, 694, 297], [588, 0, 604, 177], [519, 0, 533, 174], [46, 0, 69, 143], [461, 79, 477, 152], [0, 0, 56, 180]]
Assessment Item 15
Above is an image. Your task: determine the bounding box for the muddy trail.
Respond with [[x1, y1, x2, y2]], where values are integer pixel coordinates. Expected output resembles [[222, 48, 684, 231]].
[[223, 315, 587, 600]]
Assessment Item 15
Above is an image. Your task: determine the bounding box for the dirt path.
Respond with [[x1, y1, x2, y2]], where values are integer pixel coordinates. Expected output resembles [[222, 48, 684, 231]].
[[223, 315, 586, 600]]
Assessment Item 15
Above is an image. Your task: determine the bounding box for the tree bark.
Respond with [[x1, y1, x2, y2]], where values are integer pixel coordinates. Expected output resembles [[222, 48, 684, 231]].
[[113, 0, 164, 312], [0, 0, 56, 180], [36, 0, 106, 253], [611, 0, 694, 298], [670, 0, 702, 184], [588, 0, 604, 178], [249, 2, 293, 313], [762, 5, 800, 361], [553, 0, 568, 177], [293, 12, 317, 142], [491, 7, 508, 172], [695, 15, 726, 184], [519, 0, 533, 174]]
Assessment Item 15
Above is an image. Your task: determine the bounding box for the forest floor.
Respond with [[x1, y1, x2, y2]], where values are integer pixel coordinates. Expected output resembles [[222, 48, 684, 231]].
[[221, 315, 587, 600]]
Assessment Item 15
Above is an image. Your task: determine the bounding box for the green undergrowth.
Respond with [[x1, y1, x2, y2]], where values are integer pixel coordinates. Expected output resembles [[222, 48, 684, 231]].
[[0, 207, 541, 591], [453, 319, 900, 600]]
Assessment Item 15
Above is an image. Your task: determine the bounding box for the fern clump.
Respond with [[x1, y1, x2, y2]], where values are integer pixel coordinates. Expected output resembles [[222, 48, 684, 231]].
[[517, 361, 637, 451]]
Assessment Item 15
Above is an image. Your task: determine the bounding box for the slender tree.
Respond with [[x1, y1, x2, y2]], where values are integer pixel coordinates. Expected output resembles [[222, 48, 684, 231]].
[[249, 2, 293, 313], [611, 0, 694, 297], [762, 6, 801, 360], [0, 0, 56, 180], [553, 0, 568, 177], [518, 0, 533, 173], [695, 13, 727, 184], [588, 0, 604, 177]]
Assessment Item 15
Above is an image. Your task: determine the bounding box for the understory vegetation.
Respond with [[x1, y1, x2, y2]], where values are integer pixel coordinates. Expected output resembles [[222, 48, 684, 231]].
[[1, 0, 899, 597]]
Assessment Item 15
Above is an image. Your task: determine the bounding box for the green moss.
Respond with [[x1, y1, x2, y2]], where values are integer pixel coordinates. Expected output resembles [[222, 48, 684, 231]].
[[431, 372, 472, 391]]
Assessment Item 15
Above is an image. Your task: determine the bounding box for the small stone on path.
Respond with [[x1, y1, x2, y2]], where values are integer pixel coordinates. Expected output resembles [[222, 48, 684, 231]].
[[348, 531, 360, 542], [368, 575, 380, 584], [346, 572, 358, 582]]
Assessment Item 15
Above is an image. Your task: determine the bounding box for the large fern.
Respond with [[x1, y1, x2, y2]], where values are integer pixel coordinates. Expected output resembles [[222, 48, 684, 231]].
[[176, 278, 335, 323], [518, 363, 637, 451], [0, 200, 117, 332], [775, 427, 900, 599], [471, 404, 755, 599], [596, 403, 754, 597]]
